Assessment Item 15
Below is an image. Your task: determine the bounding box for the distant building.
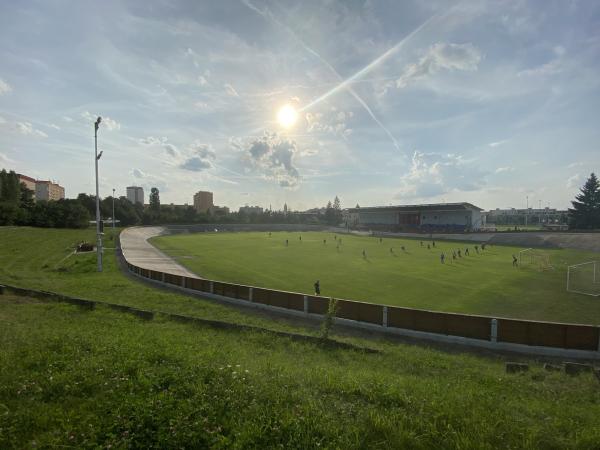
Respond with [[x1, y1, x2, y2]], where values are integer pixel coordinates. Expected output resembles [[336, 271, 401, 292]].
[[193, 191, 214, 213], [346, 202, 484, 232], [484, 207, 568, 226], [211, 205, 230, 215], [35, 180, 65, 201], [17, 174, 36, 193], [126, 186, 144, 205], [239, 205, 263, 215]]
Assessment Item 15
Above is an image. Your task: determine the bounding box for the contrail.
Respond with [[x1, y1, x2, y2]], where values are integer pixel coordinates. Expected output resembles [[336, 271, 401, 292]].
[[242, 0, 402, 151], [300, 11, 441, 112]]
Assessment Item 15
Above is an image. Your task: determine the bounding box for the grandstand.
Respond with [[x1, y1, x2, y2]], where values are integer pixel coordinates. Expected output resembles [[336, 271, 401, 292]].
[[345, 202, 484, 232]]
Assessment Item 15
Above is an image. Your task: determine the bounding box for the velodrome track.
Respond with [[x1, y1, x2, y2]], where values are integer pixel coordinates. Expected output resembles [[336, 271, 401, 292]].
[[120, 225, 600, 278]]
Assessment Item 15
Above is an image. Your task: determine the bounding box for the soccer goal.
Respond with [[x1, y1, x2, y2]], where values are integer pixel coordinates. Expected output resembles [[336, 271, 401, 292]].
[[518, 248, 553, 271], [567, 261, 600, 297]]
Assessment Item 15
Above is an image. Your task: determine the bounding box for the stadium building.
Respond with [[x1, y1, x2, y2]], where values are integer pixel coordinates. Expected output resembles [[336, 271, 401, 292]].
[[346, 202, 484, 232]]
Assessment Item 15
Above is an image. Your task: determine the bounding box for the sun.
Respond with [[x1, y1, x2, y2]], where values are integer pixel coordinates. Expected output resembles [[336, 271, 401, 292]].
[[277, 104, 298, 128]]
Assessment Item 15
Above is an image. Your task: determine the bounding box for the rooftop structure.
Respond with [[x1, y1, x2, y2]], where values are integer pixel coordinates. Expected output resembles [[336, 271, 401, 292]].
[[346, 202, 484, 232]]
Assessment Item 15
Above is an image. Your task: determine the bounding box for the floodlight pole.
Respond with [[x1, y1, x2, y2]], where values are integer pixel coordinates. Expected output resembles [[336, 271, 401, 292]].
[[525, 195, 528, 227], [94, 117, 103, 272], [112, 188, 116, 230]]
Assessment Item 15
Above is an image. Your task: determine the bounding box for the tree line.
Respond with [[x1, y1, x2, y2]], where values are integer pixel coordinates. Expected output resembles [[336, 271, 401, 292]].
[[0, 170, 346, 228]]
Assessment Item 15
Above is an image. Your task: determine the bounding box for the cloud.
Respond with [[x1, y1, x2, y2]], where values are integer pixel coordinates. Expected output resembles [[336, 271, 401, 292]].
[[197, 75, 208, 86], [194, 101, 210, 111], [15, 122, 48, 138], [224, 83, 239, 97], [240, 132, 301, 188], [567, 162, 584, 169], [566, 173, 583, 189], [164, 143, 179, 157], [62, 116, 73, 122], [394, 42, 482, 89], [305, 108, 353, 137], [0, 151, 15, 164], [138, 136, 167, 145], [395, 151, 486, 199], [180, 157, 213, 171], [0, 78, 11, 95], [0, 116, 5, 124], [488, 140, 508, 147], [49, 123, 60, 130], [178, 141, 216, 172], [495, 166, 514, 173], [131, 168, 146, 178], [81, 111, 121, 131]]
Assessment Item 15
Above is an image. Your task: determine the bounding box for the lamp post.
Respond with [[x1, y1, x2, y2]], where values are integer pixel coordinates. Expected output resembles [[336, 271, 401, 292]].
[[94, 116, 103, 272], [525, 195, 528, 227], [112, 188, 116, 230]]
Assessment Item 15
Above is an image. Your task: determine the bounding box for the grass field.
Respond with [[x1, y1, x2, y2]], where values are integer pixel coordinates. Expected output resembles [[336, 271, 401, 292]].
[[151, 231, 600, 325], [2, 295, 600, 448]]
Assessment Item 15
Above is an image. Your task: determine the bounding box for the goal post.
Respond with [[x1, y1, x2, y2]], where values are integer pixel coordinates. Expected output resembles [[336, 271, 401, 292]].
[[518, 248, 553, 271], [567, 261, 600, 297]]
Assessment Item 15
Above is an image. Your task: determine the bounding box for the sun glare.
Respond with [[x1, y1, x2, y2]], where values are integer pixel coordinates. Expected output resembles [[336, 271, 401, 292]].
[[277, 104, 298, 128]]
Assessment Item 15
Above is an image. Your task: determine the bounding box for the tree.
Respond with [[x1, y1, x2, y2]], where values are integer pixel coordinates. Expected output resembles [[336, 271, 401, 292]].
[[568, 173, 600, 229], [149, 187, 160, 212], [333, 195, 342, 223]]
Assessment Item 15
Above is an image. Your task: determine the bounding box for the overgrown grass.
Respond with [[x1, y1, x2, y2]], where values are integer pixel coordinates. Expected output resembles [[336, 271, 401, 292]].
[[1, 295, 599, 449], [151, 231, 600, 324], [0, 227, 320, 335]]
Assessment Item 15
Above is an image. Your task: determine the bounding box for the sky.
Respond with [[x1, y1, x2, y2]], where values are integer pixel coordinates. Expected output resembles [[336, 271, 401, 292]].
[[0, 0, 599, 211]]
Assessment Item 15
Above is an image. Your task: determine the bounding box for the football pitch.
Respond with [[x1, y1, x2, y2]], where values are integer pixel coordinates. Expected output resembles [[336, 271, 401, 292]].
[[150, 231, 600, 325]]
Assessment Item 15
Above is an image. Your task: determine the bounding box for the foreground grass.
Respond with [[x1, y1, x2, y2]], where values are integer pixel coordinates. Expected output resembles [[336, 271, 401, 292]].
[[152, 231, 600, 325], [0, 227, 321, 335], [1, 295, 599, 449]]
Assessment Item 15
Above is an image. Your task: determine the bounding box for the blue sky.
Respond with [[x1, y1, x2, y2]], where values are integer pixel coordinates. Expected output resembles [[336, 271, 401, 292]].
[[0, 0, 598, 211]]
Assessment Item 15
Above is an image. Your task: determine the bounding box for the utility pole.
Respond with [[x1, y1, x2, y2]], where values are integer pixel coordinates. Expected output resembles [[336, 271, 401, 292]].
[[112, 188, 116, 230], [94, 117, 103, 272], [525, 195, 528, 227]]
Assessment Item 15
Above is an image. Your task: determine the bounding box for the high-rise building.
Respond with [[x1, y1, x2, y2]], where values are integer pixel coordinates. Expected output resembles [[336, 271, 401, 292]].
[[193, 191, 214, 213], [126, 186, 145, 205], [17, 174, 36, 193], [35, 180, 65, 201]]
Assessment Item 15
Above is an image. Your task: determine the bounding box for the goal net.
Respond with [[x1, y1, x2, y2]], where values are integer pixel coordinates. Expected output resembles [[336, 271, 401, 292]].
[[518, 248, 553, 271], [567, 261, 600, 297]]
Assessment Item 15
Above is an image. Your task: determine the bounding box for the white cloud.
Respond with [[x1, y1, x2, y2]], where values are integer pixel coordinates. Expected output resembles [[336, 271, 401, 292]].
[[62, 116, 73, 122], [488, 140, 508, 147], [0, 116, 5, 124], [164, 143, 179, 157], [566, 173, 582, 189], [15, 122, 48, 138], [138, 136, 167, 145], [0, 78, 11, 95], [197, 75, 208, 86], [179, 141, 216, 172], [194, 101, 211, 111], [81, 111, 121, 131], [495, 167, 514, 173], [49, 123, 60, 130], [132, 168, 146, 178], [395, 151, 487, 199], [224, 83, 239, 97], [240, 132, 301, 188], [394, 43, 482, 89], [567, 162, 584, 169], [305, 109, 353, 137], [0, 151, 15, 164]]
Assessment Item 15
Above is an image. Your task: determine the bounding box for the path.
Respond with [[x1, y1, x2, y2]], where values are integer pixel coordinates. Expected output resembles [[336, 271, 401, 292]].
[[119, 226, 200, 278]]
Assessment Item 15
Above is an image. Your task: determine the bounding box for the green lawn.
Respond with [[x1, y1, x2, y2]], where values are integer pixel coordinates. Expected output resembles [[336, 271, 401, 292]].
[[151, 231, 600, 325], [2, 295, 600, 449], [0, 227, 323, 335]]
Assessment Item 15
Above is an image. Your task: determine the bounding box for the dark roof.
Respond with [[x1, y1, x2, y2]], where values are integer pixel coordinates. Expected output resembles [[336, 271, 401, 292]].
[[347, 202, 483, 213]]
